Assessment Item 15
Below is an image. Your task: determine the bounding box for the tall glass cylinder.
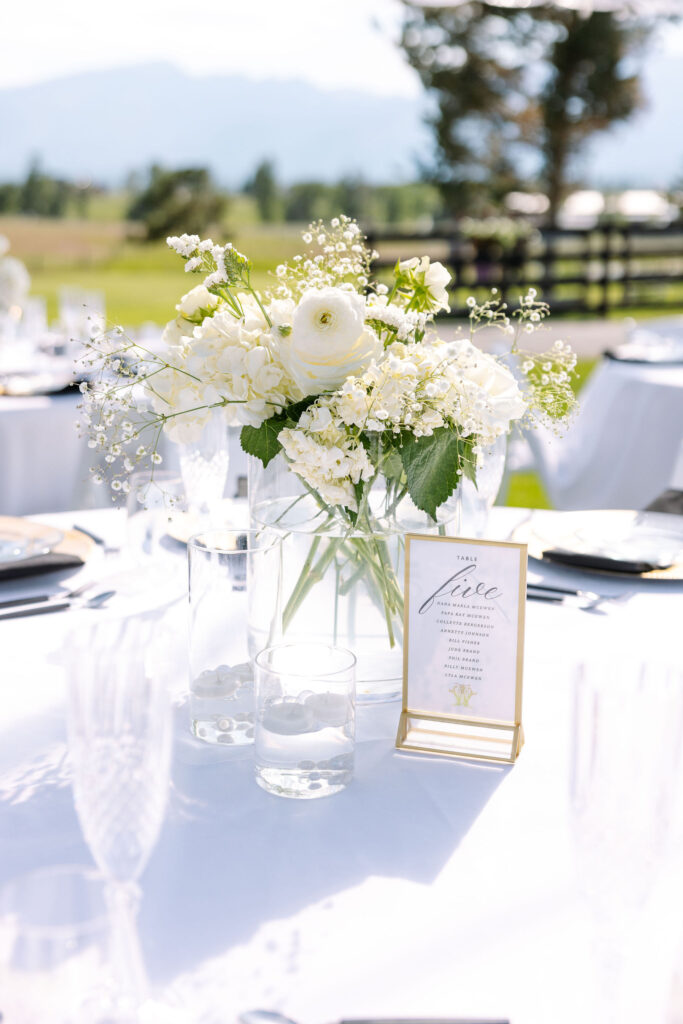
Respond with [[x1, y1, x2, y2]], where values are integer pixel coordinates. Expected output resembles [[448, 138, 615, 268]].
[[188, 528, 282, 744]]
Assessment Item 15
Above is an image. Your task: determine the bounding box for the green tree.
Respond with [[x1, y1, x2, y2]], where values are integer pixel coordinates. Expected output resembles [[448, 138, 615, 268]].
[[243, 160, 280, 222], [19, 158, 73, 217], [127, 165, 227, 241], [400, 2, 657, 222], [284, 181, 335, 222], [0, 183, 21, 213], [400, 2, 535, 216], [334, 177, 372, 222], [537, 10, 648, 222]]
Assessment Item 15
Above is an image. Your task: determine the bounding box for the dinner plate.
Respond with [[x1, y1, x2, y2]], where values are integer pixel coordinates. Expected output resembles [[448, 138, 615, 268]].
[[512, 509, 683, 580], [0, 518, 64, 564]]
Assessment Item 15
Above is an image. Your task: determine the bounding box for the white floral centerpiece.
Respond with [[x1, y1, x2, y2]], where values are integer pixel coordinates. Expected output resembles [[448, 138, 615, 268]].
[[81, 216, 576, 698], [0, 236, 30, 314]]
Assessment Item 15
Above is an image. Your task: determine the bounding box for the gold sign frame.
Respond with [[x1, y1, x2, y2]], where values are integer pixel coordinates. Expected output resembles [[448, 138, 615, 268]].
[[396, 533, 527, 764]]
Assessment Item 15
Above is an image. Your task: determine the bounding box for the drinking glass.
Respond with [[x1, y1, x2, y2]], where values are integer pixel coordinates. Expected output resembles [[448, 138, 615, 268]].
[[59, 287, 105, 343], [0, 866, 114, 1023], [571, 659, 683, 1022], [68, 617, 173, 1017], [254, 642, 356, 799], [188, 528, 282, 744]]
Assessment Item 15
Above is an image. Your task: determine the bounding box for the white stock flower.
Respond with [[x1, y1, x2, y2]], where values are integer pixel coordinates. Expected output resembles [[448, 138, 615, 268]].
[[282, 287, 381, 395], [176, 285, 219, 318], [399, 256, 451, 313]]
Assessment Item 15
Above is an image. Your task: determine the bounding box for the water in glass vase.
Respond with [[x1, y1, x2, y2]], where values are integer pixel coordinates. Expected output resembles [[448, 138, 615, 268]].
[[249, 454, 460, 703], [255, 695, 354, 799]]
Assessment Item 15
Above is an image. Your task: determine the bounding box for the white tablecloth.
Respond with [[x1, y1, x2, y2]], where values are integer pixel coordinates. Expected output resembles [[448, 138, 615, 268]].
[[2, 508, 683, 1023], [0, 392, 88, 516], [526, 359, 683, 510], [0, 393, 251, 516]]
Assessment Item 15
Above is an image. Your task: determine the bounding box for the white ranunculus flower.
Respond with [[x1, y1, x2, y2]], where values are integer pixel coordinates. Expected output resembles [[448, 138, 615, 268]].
[[283, 287, 381, 395], [399, 256, 451, 313], [176, 285, 218, 318]]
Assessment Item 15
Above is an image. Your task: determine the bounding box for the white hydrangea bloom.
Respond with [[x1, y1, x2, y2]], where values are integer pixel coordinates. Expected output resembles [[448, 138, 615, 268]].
[[279, 409, 374, 512]]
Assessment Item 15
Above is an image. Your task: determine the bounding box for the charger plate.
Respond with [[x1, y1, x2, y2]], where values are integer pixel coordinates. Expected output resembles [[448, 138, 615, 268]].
[[511, 509, 683, 580], [0, 518, 94, 580], [0, 518, 64, 564]]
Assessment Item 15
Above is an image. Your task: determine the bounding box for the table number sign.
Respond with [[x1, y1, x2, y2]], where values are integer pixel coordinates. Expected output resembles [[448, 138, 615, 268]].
[[396, 534, 527, 764]]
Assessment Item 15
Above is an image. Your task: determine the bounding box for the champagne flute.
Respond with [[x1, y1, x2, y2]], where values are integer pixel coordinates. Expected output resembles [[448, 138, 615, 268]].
[[68, 616, 173, 1018]]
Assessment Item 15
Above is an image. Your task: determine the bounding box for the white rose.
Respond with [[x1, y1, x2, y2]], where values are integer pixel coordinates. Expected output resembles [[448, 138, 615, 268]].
[[282, 287, 381, 395], [453, 341, 527, 432], [176, 285, 218, 318]]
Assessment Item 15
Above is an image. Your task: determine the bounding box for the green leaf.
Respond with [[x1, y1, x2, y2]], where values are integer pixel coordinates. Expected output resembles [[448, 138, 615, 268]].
[[239, 397, 319, 468], [460, 444, 478, 486], [399, 428, 469, 520], [240, 418, 287, 468]]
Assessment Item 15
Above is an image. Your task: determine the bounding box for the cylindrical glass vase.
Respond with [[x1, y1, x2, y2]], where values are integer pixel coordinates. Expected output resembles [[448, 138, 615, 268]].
[[188, 528, 282, 743], [249, 453, 460, 703]]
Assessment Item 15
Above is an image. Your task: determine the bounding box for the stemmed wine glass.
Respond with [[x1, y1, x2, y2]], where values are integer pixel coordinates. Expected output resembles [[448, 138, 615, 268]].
[[178, 408, 231, 521], [67, 615, 173, 1020]]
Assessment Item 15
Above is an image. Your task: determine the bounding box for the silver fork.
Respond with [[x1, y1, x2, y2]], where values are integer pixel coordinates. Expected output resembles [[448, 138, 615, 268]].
[[0, 589, 115, 621], [0, 579, 100, 611]]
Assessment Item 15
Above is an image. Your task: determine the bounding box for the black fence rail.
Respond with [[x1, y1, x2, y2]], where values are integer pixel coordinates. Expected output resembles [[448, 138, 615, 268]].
[[365, 223, 683, 317]]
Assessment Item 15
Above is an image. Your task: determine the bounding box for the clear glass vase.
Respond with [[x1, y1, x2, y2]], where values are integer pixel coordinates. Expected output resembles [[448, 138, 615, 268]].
[[249, 453, 461, 703]]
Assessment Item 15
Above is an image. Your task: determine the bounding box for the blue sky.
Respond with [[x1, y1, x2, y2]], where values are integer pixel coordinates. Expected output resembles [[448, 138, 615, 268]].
[[0, 0, 415, 95]]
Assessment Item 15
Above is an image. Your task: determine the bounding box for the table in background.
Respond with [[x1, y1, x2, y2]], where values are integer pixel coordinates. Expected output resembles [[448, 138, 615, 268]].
[[525, 358, 683, 510], [1, 507, 683, 1023], [0, 391, 85, 515]]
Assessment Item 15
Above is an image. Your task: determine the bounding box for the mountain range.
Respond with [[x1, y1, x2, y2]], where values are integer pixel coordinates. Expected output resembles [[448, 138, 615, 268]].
[[0, 58, 681, 188]]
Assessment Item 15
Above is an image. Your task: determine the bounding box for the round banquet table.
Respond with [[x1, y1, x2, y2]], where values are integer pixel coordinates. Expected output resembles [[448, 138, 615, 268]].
[[2, 507, 683, 1024], [525, 358, 683, 510]]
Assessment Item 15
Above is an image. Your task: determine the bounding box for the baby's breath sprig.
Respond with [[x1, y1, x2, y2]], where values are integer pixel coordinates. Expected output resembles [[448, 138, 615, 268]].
[[77, 323, 200, 500], [269, 216, 376, 300], [463, 287, 578, 431], [518, 340, 578, 428], [465, 289, 514, 336]]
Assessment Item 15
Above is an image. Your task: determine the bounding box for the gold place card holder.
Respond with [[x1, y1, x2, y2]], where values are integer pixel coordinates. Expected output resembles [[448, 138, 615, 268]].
[[396, 534, 527, 764]]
